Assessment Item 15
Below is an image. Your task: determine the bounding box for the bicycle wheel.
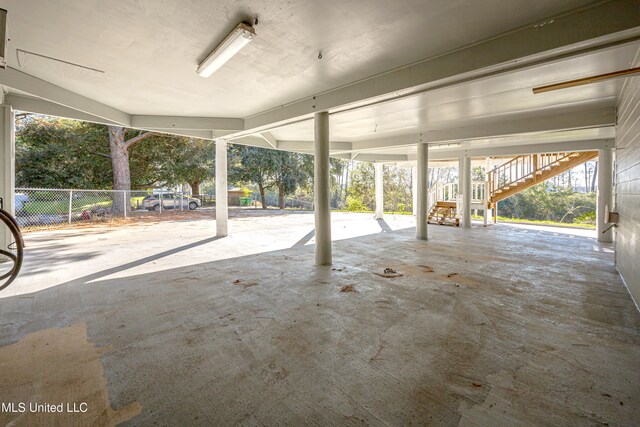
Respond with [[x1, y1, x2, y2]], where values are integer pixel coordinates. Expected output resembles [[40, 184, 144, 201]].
[[0, 208, 24, 291]]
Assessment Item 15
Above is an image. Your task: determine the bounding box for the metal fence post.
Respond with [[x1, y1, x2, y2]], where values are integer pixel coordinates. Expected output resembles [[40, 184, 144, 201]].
[[68, 190, 73, 224], [181, 191, 184, 211], [159, 192, 163, 213], [123, 191, 127, 218]]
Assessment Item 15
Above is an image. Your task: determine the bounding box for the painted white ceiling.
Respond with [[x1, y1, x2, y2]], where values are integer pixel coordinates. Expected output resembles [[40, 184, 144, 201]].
[[0, 0, 596, 118], [263, 40, 638, 154]]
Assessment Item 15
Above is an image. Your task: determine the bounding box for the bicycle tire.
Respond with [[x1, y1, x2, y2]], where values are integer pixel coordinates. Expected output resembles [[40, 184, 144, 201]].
[[0, 208, 24, 291]]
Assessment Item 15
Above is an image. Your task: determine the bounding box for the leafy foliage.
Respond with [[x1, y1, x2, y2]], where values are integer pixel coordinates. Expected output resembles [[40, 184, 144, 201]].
[[229, 145, 310, 208], [129, 135, 215, 189], [16, 115, 600, 225], [344, 163, 412, 212], [16, 117, 216, 190], [345, 195, 368, 211], [345, 162, 375, 210], [498, 182, 596, 223], [16, 116, 112, 189]]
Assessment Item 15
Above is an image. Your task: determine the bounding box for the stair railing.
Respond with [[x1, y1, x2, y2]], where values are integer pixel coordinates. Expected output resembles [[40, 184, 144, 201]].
[[427, 181, 487, 214], [487, 152, 575, 200]]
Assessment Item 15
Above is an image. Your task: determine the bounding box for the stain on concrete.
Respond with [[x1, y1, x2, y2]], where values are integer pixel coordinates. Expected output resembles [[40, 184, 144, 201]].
[[0, 323, 141, 426], [1, 214, 638, 425]]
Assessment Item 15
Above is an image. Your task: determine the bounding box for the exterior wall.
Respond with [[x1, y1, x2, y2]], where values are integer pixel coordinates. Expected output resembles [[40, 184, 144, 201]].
[[615, 47, 640, 309]]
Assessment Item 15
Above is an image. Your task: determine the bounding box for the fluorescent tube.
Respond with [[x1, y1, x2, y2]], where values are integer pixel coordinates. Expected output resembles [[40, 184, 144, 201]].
[[197, 23, 256, 77]]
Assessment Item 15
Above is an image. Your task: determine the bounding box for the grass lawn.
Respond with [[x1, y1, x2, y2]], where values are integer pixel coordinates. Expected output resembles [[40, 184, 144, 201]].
[[473, 214, 596, 229], [332, 209, 413, 215], [22, 196, 152, 215], [22, 199, 113, 215]]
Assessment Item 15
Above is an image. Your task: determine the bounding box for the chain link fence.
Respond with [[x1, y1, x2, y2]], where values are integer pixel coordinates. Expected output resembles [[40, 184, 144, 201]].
[[15, 188, 207, 230], [258, 193, 314, 210], [13, 188, 325, 231]]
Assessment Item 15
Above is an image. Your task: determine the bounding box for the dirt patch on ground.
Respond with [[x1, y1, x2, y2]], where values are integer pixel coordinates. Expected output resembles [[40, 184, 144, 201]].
[[234, 279, 259, 290], [21, 210, 215, 234], [0, 323, 141, 426], [340, 284, 358, 293]]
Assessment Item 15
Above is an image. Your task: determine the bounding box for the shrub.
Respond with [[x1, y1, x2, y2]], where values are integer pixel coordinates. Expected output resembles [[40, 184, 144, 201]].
[[345, 196, 368, 212], [240, 187, 252, 197], [574, 211, 596, 225]]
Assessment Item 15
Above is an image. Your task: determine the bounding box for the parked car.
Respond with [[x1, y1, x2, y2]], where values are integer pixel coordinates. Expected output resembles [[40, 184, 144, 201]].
[[141, 194, 201, 211], [14, 193, 29, 213]]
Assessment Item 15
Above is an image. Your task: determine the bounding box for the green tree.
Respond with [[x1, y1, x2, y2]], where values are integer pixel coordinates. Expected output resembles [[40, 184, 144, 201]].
[[383, 165, 412, 213], [273, 151, 308, 209], [130, 136, 215, 194], [229, 145, 279, 208], [499, 182, 596, 223], [347, 162, 375, 210], [16, 116, 112, 189], [17, 116, 217, 198], [229, 146, 313, 209]]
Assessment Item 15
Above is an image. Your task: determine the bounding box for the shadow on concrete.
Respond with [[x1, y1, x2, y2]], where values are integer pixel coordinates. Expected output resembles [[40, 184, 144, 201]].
[[292, 229, 315, 248], [60, 235, 224, 288], [0, 222, 634, 426], [377, 218, 393, 233]]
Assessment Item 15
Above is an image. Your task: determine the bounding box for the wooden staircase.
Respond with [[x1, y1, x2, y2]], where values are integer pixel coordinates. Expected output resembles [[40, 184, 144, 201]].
[[428, 201, 460, 226], [487, 151, 598, 205], [425, 151, 598, 226]]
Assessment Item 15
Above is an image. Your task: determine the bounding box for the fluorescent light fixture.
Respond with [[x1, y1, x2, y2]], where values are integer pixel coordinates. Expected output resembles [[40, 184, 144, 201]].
[[197, 23, 256, 77]]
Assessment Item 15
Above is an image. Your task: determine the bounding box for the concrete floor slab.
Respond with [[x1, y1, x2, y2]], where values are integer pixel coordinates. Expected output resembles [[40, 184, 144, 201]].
[[0, 211, 638, 426]]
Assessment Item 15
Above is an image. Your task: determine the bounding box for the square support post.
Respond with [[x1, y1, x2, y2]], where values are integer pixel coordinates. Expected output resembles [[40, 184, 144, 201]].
[[484, 157, 491, 227], [68, 190, 73, 224], [314, 112, 332, 265], [216, 139, 228, 237], [411, 166, 418, 216], [597, 148, 613, 243], [0, 104, 15, 250], [462, 155, 472, 229], [374, 163, 384, 219], [416, 143, 429, 240]]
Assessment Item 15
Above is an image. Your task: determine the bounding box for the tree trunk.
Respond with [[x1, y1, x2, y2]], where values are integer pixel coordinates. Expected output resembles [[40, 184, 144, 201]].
[[107, 126, 157, 213], [278, 183, 285, 209], [344, 161, 351, 200], [259, 184, 267, 209], [108, 126, 130, 213], [591, 161, 598, 192], [189, 181, 201, 196], [337, 169, 342, 204], [584, 163, 589, 193]]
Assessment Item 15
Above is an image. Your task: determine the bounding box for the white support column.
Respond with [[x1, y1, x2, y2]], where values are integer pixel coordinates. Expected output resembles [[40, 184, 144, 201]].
[[484, 157, 493, 227], [597, 148, 613, 243], [0, 104, 15, 250], [457, 156, 464, 217], [416, 143, 429, 240], [462, 155, 472, 229], [314, 112, 332, 265], [412, 166, 418, 216], [374, 163, 384, 219], [484, 157, 491, 227], [215, 139, 228, 237]]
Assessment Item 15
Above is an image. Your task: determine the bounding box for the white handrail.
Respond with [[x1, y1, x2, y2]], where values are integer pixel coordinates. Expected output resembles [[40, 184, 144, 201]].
[[428, 181, 486, 213]]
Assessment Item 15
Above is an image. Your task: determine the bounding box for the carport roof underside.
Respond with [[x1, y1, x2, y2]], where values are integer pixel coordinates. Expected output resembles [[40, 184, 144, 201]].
[[0, 0, 638, 162]]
